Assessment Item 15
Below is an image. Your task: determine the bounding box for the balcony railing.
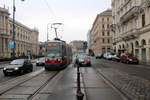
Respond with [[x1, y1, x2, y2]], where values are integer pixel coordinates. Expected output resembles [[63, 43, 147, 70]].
[[120, 6, 139, 24], [121, 28, 139, 41]]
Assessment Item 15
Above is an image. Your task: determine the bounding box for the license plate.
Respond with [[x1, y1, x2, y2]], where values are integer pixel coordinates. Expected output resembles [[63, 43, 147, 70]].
[[7, 70, 13, 72]]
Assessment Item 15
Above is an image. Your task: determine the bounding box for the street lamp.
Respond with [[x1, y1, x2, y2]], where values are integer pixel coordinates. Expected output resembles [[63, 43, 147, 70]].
[[12, 0, 25, 59], [51, 23, 63, 39]]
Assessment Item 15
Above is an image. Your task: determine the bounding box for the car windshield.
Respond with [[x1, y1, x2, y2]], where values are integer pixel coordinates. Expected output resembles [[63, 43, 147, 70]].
[[128, 55, 134, 58], [10, 59, 24, 65]]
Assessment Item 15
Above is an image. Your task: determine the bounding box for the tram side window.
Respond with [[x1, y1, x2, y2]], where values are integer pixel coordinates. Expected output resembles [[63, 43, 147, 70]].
[[62, 45, 67, 56]]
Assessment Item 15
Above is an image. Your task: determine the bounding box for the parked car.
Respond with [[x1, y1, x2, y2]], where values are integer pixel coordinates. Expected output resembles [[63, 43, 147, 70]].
[[3, 59, 33, 76], [103, 53, 112, 60], [111, 54, 120, 62], [76, 55, 91, 66], [36, 57, 45, 66], [103, 53, 109, 59], [120, 54, 139, 64], [96, 53, 103, 59]]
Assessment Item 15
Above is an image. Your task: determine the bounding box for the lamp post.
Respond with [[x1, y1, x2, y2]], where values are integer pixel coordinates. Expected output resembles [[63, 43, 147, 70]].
[[12, 0, 25, 59]]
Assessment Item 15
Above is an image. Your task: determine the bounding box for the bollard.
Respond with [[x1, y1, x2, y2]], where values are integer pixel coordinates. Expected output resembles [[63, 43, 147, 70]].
[[76, 64, 84, 100]]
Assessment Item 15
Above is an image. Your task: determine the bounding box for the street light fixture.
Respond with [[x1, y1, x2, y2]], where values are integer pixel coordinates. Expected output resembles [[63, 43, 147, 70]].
[[12, 0, 25, 59]]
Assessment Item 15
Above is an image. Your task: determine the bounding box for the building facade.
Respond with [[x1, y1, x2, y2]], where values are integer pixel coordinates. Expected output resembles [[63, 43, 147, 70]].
[[111, 0, 150, 64], [91, 9, 113, 56], [0, 7, 39, 59], [87, 29, 91, 49], [70, 40, 85, 55]]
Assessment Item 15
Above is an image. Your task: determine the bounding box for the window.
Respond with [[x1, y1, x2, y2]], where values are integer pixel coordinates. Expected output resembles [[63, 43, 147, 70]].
[[108, 39, 110, 43], [107, 24, 109, 28], [142, 14, 145, 27], [107, 31, 110, 36], [102, 24, 105, 29], [107, 18, 109, 22], [102, 38, 105, 43], [102, 32, 105, 36], [107, 47, 110, 52], [102, 47, 106, 53], [102, 18, 104, 22]]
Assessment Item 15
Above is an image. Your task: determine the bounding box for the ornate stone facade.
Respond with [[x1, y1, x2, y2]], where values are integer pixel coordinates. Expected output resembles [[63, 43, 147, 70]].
[[111, 0, 150, 64], [91, 9, 113, 56], [0, 7, 39, 59]]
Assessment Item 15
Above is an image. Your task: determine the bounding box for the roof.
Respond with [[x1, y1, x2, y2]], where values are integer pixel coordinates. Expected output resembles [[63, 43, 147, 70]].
[[99, 9, 112, 16]]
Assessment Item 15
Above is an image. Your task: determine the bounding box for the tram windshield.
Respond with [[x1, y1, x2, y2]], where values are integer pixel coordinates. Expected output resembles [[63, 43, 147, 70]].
[[45, 43, 62, 57]]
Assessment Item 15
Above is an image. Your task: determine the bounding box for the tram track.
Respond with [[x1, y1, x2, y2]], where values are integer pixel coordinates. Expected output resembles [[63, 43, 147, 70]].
[[0, 67, 67, 100], [0, 68, 45, 95]]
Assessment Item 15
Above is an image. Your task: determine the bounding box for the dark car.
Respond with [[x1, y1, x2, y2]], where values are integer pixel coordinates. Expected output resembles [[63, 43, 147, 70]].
[[120, 54, 139, 64], [96, 53, 103, 59], [3, 59, 33, 76], [77, 55, 91, 66], [36, 57, 45, 66]]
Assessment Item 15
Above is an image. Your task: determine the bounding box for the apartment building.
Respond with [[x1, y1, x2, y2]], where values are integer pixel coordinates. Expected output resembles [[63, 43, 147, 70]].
[[111, 0, 150, 64], [91, 9, 113, 56], [70, 40, 86, 55], [0, 7, 39, 59]]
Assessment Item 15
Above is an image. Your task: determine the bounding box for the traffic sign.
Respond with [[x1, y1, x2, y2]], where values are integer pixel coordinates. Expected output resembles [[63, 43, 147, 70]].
[[9, 42, 14, 49]]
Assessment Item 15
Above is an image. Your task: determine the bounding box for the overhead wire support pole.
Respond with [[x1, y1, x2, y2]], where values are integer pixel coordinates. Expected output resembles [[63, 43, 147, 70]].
[[12, 0, 25, 59], [12, 0, 16, 59]]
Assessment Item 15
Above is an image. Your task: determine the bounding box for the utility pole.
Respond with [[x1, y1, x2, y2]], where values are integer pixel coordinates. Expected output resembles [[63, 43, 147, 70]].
[[12, 0, 16, 59], [11, 0, 25, 59]]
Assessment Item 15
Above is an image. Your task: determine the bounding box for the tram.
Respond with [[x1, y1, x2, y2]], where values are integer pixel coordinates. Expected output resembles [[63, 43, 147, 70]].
[[44, 38, 72, 70]]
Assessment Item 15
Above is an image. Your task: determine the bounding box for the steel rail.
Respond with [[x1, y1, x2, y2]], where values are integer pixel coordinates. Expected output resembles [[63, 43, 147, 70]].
[[0, 68, 44, 95]]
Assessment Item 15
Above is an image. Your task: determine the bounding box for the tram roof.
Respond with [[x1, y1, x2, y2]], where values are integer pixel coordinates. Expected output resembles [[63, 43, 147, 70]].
[[47, 39, 66, 44]]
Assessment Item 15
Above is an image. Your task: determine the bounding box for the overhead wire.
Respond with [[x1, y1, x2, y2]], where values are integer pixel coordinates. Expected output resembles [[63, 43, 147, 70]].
[[41, 0, 56, 18]]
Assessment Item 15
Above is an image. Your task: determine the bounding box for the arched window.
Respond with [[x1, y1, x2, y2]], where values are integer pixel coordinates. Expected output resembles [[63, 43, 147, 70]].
[[135, 41, 139, 48], [119, 45, 121, 49], [141, 39, 146, 46], [122, 44, 125, 49]]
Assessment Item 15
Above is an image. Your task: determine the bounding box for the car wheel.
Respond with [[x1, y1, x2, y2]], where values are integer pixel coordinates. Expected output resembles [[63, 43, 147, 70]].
[[88, 63, 91, 66], [19, 69, 24, 75], [4, 72, 8, 76], [127, 61, 130, 64], [121, 60, 123, 63], [30, 68, 33, 72]]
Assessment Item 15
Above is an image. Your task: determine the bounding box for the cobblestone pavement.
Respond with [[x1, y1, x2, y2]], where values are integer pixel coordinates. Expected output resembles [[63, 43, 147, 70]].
[[94, 61, 150, 100]]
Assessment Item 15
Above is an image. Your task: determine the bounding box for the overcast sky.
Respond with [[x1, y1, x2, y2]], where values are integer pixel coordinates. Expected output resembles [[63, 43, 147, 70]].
[[0, 0, 111, 43]]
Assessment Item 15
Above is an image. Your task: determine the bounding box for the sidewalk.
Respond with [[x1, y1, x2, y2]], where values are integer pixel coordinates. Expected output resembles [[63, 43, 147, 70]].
[[80, 67, 124, 100], [32, 64, 124, 100], [96, 67, 150, 100]]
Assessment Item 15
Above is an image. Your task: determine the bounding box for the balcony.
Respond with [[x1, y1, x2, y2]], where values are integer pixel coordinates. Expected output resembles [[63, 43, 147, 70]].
[[121, 28, 139, 41], [120, 6, 139, 24], [145, 0, 150, 7]]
